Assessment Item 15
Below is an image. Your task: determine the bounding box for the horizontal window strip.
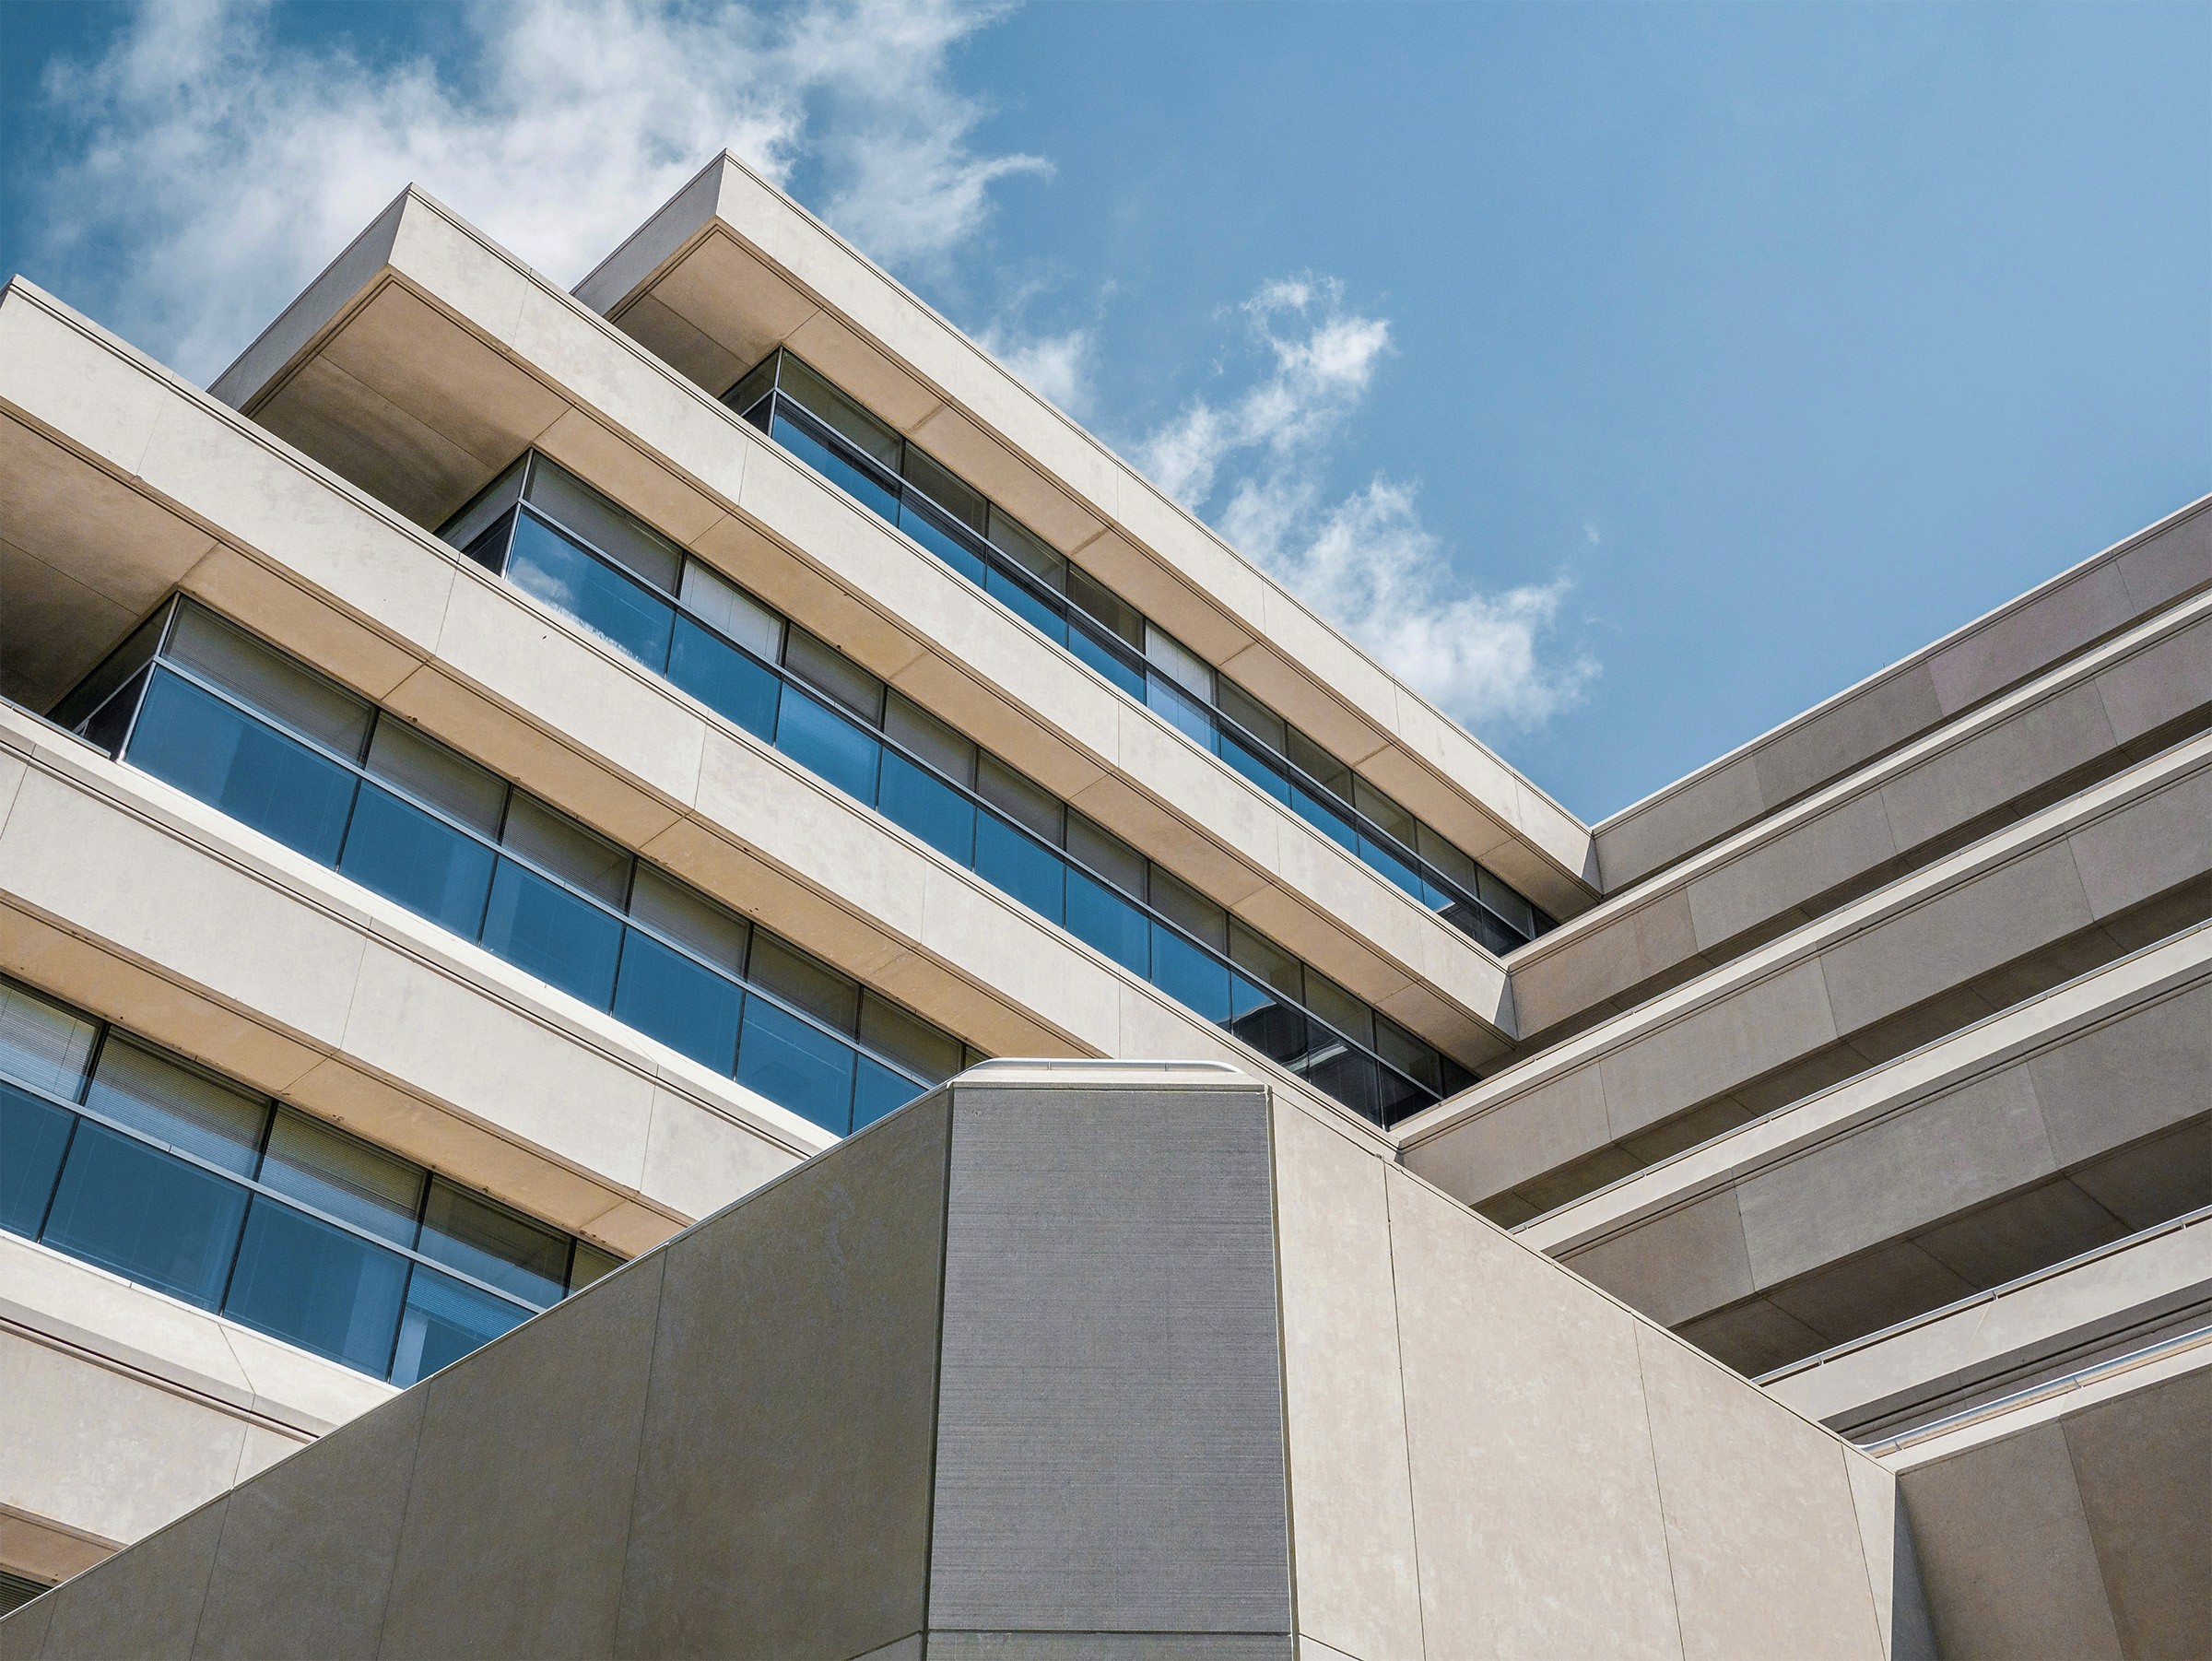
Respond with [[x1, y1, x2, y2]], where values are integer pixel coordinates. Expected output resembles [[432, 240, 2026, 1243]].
[[441, 454, 1477, 1127], [0, 972, 616, 1386]]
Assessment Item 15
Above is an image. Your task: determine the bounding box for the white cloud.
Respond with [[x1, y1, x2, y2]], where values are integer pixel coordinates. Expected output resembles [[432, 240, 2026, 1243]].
[[29, 0, 1042, 381], [1139, 278, 1595, 733], [978, 322, 1093, 414]]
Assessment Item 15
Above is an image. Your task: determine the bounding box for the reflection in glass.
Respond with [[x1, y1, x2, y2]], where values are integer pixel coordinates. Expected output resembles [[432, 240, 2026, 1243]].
[[225, 1198, 410, 1372], [41, 1122, 249, 1306]]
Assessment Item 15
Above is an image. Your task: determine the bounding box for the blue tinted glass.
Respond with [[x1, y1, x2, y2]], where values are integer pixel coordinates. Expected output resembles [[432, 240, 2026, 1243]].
[[508, 512, 676, 671], [0, 1083, 73, 1237], [1290, 784, 1360, 854], [975, 812, 1066, 924], [1229, 975, 1312, 1069], [985, 565, 1067, 644], [898, 498, 990, 586], [1419, 875, 1457, 912], [878, 753, 975, 864], [1304, 1028, 1382, 1125], [1221, 736, 1292, 806], [775, 687, 882, 804], [41, 1121, 248, 1307], [389, 1265, 531, 1387], [480, 859, 624, 1008], [853, 1056, 919, 1132], [1146, 678, 1217, 751], [736, 998, 856, 1135], [224, 1197, 409, 1373], [668, 616, 780, 740], [772, 414, 900, 522], [1151, 924, 1232, 1024], [612, 929, 743, 1075], [1356, 832, 1427, 901], [337, 783, 496, 937], [1067, 625, 1147, 699], [128, 672, 357, 864], [1066, 870, 1149, 977]]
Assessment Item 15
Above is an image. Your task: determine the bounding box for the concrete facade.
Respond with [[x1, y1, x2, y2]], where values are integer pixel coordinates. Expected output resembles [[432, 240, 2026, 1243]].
[[2, 153, 2206, 1655]]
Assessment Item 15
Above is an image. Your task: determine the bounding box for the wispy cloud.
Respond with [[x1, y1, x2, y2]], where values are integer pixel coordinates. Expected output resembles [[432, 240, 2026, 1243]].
[[27, 0, 1042, 381], [978, 322, 1094, 415], [1137, 278, 1595, 733]]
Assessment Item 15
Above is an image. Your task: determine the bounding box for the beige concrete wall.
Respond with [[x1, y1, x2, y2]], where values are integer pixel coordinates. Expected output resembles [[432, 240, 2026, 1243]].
[[1271, 1095, 1924, 1660], [1595, 495, 2212, 891], [1400, 736, 2212, 1216], [0, 1236, 392, 1576], [0, 705, 807, 1256], [1513, 592, 2212, 1043], [0, 274, 1517, 1069]]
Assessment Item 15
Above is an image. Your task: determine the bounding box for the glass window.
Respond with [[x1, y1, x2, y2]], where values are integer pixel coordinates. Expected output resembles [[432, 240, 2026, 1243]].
[[523, 458, 684, 595], [737, 997, 857, 1135], [773, 355, 904, 470], [1064, 567, 1145, 650], [506, 512, 676, 672], [1146, 674, 1216, 749], [390, 1265, 531, 1388], [165, 605, 373, 761], [612, 928, 744, 1075], [1352, 779, 1419, 849], [975, 809, 1066, 925], [775, 412, 901, 523], [569, 1243, 622, 1292], [85, 1039, 265, 1175], [1066, 870, 1149, 976], [976, 755, 1063, 843], [127, 671, 359, 865], [1284, 728, 1353, 799], [0, 979, 97, 1101], [224, 1197, 410, 1373], [418, 1178, 571, 1308], [1151, 924, 1231, 1024], [259, 1111, 424, 1245], [879, 753, 975, 864], [1148, 868, 1229, 951], [1417, 827, 1481, 898], [1372, 1014, 1442, 1098], [1144, 628, 1213, 701], [902, 447, 988, 534], [1065, 813, 1147, 900], [1220, 734, 1292, 806], [439, 454, 529, 558], [747, 935, 859, 1035], [79, 666, 150, 758], [0, 1083, 74, 1238], [853, 1057, 918, 1132], [669, 616, 782, 741], [41, 1122, 249, 1307], [1289, 783, 1360, 854], [1301, 971, 1374, 1052], [628, 865, 748, 975], [782, 628, 885, 724], [884, 692, 975, 788], [1357, 830, 1427, 902], [1306, 1039, 1382, 1125], [1229, 920, 1302, 1002], [898, 495, 991, 587], [985, 508, 1066, 592], [1477, 869, 1536, 939], [1066, 622, 1147, 699], [364, 720, 506, 836], [859, 992, 963, 1085], [480, 858, 625, 1008], [500, 795, 630, 906], [678, 560, 783, 664], [774, 685, 883, 805], [986, 564, 1067, 644], [337, 783, 498, 938], [1215, 679, 1286, 757], [1229, 974, 1311, 1069], [50, 606, 170, 737]]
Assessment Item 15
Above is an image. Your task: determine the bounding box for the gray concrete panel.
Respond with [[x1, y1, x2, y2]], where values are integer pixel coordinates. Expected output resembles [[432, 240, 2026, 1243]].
[[1570, 1189, 1756, 1328], [1902, 1422, 2124, 1659], [1598, 957, 1838, 1138], [378, 1255, 666, 1660], [2062, 1367, 2212, 1657], [1817, 840, 2097, 1035], [1876, 681, 2117, 854], [1754, 664, 1945, 813], [1595, 752, 1766, 891], [2065, 765, 2212, 919], [924, 1635, 1295, 1659], [2091, 616, 2212, 746], [27, 1498, 227, 1660], [2028, 980, 2212, 1166], [1684, 791, 1900, 952], [927, 1081, 1290, 1637], [618, 1096, 952, 1661], [2113, 500, 2212, 614], [1735, 1069, 2058, 1288], [1929, 561, 2139, 718], [191, 1388, 428, 1659]]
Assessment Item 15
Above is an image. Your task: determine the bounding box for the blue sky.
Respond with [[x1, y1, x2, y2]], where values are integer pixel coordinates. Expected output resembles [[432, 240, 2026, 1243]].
[[3, 1, 2205, 820]]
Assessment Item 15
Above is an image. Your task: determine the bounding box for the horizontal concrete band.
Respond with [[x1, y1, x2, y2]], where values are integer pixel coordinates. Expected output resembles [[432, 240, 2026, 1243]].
[[1542, 928, 2211, 1332], [1513, 591, 2212, 1043], [0, 275, 1516, 1066], [1764, 1207, 2212, 1436], [1396, 733, 2212, 1208], [1594, 492, 2212, 891], [0, 704, 809, 1254], [555, 153, 1595, 906]]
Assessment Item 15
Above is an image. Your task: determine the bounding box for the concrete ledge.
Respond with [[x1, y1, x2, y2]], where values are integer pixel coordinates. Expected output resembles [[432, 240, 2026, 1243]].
[[1594, 493, 2212, 891]]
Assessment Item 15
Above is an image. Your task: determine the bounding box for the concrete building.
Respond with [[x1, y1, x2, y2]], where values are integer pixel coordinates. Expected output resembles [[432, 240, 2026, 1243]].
[[0, 154, 2203, 1656]]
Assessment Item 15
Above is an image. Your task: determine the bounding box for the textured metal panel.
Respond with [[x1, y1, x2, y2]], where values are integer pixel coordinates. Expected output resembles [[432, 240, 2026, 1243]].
[[928, 1081, 1290, 1635]]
